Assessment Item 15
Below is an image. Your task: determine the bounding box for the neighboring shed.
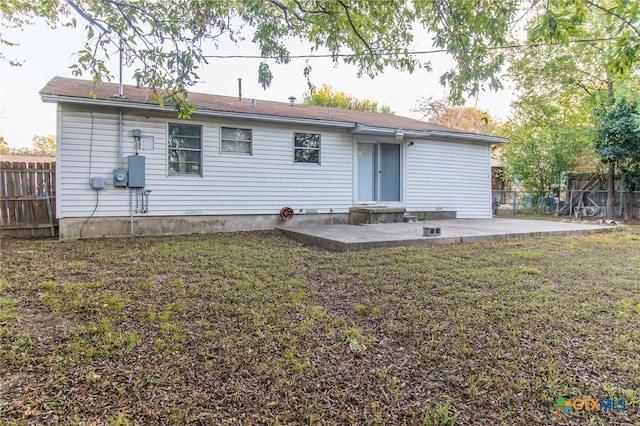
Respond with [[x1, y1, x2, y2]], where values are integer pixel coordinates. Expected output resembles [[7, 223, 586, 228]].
[[40, 77, 507, 239]]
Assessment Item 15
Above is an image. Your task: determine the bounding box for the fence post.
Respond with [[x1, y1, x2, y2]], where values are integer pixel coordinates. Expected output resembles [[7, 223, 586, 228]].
[[513, 190, 517, 215]]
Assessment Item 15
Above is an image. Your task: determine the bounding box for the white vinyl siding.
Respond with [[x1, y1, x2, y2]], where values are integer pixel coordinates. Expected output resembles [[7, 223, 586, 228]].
[[406, 139, 492, 218], [56, 104, 493, 222], [56, 105, 352, 218]]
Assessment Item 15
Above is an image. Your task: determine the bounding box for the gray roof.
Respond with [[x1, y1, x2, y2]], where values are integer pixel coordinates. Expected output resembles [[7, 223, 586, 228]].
[[40, 77, 506, 143]]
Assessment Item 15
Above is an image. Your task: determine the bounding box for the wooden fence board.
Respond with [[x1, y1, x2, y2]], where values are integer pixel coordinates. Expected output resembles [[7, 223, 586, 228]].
[[0, 161, 56, 237]]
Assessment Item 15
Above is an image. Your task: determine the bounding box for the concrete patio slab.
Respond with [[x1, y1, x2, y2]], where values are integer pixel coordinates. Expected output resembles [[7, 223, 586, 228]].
[[276, 218, 618, 251]]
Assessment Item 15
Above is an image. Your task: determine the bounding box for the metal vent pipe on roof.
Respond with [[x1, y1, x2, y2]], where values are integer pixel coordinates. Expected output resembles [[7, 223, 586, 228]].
[[238, 78, 242, 101], [117, 38, 124, 98]]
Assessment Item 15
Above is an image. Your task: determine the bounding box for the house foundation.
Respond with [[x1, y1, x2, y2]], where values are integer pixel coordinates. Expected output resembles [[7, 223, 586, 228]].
[[58, 213, 350, 240]]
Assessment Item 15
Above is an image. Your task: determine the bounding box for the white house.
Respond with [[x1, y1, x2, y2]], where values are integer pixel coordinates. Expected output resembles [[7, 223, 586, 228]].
[[40, 77, 506, 239]]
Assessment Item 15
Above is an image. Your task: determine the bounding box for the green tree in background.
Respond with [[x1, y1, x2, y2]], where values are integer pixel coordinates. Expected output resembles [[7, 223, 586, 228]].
[[503, 96, 591, 195], [0, 136, 9, 154], [303, 84, 393, 113], [0, 135, 56, 157], [501, 7, 639, 216], [30, 135, 57, 157], [502, 41, 598, 196], [594, 97, 640, 219]]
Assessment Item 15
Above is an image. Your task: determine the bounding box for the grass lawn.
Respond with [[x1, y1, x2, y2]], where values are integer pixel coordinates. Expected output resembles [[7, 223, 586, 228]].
[[1, 226, 639, 425]]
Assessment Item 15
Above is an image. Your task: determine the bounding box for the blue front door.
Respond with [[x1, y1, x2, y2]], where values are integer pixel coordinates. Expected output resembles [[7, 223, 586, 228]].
[[357, 142, 401, 203], [380, 143, 400, 202]]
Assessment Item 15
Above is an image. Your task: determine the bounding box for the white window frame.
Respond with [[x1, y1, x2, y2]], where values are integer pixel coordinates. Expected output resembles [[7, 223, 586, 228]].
[[220, 127, 253, 155], [293, 132, 321, 164], [167, 122, 203, 176]]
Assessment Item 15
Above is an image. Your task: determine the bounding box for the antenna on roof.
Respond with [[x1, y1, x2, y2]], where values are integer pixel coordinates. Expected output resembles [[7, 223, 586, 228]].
[[113, 38, 126, 99]]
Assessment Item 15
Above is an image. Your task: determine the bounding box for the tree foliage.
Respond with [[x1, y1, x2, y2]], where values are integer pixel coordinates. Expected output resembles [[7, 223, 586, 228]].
[[31, 135, 57, 157], [503, 96, 591, 193], [502, 42, 601, 193], [0, 135, 56, 157], [502, 5, 639, 201], [0, 136, 10, 154], [3, 1, 639, 116], [594, 97, 640, 190], [303, 84, 393, 113]]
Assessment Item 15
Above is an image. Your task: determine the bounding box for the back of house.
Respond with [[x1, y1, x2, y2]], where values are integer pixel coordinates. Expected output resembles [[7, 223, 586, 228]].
[[40, 77, 506, 239]]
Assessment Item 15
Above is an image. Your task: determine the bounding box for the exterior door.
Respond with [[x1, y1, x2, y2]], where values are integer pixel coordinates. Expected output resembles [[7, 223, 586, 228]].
[[380, 143, 400, 202], [357, 142, 401, 203]]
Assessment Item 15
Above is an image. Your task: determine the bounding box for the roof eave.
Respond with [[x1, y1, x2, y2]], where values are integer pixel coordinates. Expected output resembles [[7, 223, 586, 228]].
[[40, 94, 357, 129], [351, 124, 431, 138], [428, 130, 508, 145], [352, 124, 507, 144]]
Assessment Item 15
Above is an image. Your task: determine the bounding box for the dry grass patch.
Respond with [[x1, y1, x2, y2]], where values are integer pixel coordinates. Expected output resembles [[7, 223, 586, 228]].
[[1, 227, 639, 424]]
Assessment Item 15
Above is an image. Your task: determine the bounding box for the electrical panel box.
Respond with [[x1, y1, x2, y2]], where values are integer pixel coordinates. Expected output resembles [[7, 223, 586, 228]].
[[140, 136, 154, 151], [90, 176, 105, 190], [128, 155, 145, 188], [113, 168, 128, 187]]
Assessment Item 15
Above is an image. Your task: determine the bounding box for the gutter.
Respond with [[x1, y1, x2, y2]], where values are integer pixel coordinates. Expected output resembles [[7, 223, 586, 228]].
[[41, 94, 357, 130], [352, 124, 507, 144], [428, 130, 507, 145]]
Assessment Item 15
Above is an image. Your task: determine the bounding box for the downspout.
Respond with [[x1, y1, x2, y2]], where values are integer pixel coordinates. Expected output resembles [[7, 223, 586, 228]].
[[118, 108, 123, 168], [117, 38, 125, 169], [116, 38, 132, 235]]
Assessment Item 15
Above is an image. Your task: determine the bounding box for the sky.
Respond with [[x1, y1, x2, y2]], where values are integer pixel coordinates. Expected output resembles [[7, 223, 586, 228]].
[[1, 16, 514, 148]]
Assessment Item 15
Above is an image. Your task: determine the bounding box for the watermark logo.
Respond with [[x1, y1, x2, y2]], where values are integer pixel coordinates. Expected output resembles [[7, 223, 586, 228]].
[[555, 397, 627, 414], [555, 397, 572, 414]]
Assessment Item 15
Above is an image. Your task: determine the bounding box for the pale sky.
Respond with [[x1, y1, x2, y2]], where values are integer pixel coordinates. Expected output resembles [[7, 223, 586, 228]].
[[1, 17, 514, 148]]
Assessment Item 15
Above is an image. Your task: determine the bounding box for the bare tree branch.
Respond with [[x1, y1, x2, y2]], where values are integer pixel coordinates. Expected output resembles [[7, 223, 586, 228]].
[[336, 0, 374, 56], [583, 0, 640, 38], [64, 0, 109, 33], [265, 0, 304, 23]]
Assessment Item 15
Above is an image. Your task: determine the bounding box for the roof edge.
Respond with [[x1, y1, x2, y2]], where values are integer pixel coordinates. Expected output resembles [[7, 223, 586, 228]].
[[428, 130, 508, 145], [352, 124, 507, 144], [40, 93, 357, 129]]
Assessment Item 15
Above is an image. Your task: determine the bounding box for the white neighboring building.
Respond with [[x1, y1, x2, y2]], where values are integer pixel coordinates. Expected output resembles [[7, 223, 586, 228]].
[[40, 77, 506, 239]]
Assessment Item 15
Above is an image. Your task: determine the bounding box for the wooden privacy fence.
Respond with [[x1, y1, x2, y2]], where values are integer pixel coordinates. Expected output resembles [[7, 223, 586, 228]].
[[0, 161, 56, 237]]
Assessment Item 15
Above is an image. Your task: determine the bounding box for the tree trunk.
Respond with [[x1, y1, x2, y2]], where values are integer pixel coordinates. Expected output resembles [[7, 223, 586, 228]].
[[607, 162, 615, 220]]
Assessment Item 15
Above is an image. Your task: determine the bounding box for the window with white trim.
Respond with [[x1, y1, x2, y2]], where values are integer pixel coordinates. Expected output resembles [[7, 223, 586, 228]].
[[221, 127, 252, 154], [294, 132, 320, 164], [168, 123, 202, 175]]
